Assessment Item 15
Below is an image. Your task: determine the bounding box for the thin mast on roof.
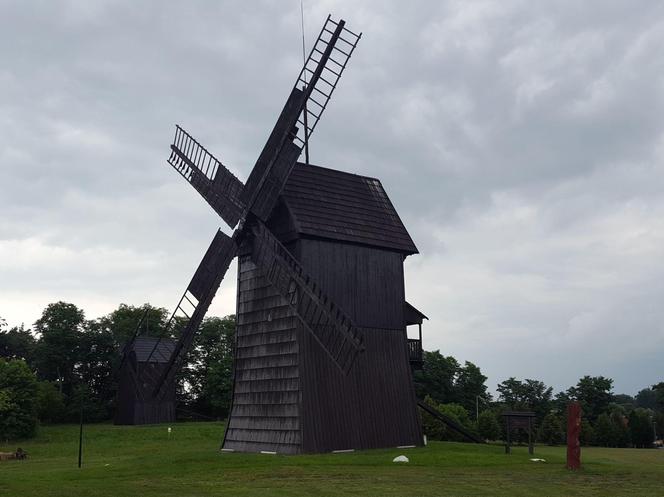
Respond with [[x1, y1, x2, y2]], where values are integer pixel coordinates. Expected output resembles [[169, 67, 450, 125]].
[[301, 0, 309, 165]]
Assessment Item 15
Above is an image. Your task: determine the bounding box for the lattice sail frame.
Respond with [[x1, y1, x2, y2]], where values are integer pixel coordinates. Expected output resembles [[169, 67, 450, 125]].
[[168, 126, 245, 228], [293, 15, 362, 148]]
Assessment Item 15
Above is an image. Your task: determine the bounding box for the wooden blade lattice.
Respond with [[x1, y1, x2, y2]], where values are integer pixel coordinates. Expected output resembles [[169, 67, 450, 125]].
[[145, 230, 238, 400], [168, 125, 246, 228], [293, 15, 361, 148]]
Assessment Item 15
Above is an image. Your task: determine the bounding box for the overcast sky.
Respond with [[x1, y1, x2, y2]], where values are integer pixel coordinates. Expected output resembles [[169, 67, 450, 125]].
[[2, 0, 663, 396]]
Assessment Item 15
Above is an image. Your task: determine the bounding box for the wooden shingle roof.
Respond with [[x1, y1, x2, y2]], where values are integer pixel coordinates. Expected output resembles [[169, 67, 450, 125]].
[[130, 337, 176, 363], [281, 163, 418, 255]]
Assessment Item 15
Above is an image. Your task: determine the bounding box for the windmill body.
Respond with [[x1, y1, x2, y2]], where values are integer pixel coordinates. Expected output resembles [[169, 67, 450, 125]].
[[222, 163, 423, 453], [115, 337, 177, 425]]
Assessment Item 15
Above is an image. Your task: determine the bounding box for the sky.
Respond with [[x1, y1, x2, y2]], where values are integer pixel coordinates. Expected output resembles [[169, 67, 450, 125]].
[[2, 0, 664, 396]]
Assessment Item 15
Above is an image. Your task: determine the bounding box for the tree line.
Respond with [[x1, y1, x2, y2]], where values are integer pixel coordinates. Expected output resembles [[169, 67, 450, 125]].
[[415, 351, 664, 448], [1, 302, 663, 448], [1, 302, 234, 439]]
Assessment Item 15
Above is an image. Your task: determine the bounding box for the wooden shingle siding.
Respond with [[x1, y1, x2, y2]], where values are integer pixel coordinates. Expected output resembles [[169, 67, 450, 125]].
[[229, 416, 299, 430], [224, 441, 301, 454], [223, 255, 302, 454], [231, 403, 299, 417]]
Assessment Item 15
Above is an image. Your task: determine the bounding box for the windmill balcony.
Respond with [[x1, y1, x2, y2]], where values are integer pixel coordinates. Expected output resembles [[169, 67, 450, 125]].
[[407, 338, 423, 368]]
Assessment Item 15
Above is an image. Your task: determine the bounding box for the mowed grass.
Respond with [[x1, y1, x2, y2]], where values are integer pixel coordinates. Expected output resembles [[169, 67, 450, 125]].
[[1, 422, 662, 497]]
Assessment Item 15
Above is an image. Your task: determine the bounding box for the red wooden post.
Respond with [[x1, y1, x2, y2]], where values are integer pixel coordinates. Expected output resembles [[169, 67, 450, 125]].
[[566, 402, 581, 470]]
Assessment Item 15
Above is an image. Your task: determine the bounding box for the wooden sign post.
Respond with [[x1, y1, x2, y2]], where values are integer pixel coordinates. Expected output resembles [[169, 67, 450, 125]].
[[566, 402, 581, 470]]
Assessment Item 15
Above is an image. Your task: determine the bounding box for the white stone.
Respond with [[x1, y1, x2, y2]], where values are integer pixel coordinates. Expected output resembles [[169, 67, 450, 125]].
[[393, 455, 409, 463]]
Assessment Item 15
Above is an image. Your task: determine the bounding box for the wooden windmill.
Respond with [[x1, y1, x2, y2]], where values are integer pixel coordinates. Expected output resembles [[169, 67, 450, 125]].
[[116, 15, 427, 452]]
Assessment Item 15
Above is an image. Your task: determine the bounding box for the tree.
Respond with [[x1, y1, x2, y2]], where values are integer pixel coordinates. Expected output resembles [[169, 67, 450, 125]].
[[478, 410, 501, 441], [75, 320, 119, 421], [635, 388, 658, 410], [629, 408, 654, 448], [33, 302, 85, 395], [35, 380, 66, 423], [655, 412, 664, 440], [652, 382, 664, 412], [594, 413, 613, 447], [580, 418, 594, 446], [0, 359, 39, 439], [413, 351, 459, 404], [553, 390, 571, 413], [613, 394, 635, 412], [184, 316, 236, 418], [497, 377, 553, 422], [97, 303, 170, 348], [538, 412, 564, 445], [567, 376, 614, 423], [609, 408, 631, 447], [0, 324, 36, 364], [455, 361, 490, 415]]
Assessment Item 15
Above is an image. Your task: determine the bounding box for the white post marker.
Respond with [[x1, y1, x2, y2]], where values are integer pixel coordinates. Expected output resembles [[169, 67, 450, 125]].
[[168, 426, 172, 439]]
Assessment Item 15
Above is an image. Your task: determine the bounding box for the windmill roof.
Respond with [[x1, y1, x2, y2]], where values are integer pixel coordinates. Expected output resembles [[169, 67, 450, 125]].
[[129, 337, 176, 363], [404, 301, 428, 325], [281, 163, 418, 255]]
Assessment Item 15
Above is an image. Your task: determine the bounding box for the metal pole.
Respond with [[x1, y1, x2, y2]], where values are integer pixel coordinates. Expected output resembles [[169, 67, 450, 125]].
[[302, 85, 310, 165], [300, 1, 310, 165], [528, 417, 534, 455], [78, 401, 83, 468]]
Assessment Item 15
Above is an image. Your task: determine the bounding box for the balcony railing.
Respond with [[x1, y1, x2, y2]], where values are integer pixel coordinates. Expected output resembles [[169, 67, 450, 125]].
[[407, 338, 423, 368]]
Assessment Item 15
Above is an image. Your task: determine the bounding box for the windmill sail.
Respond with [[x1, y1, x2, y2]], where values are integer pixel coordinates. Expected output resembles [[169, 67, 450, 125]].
[[168, 125, 246, 228], [293, 16, 361, 148], [250, 221, 364, 374], [148, 230, 238, 401], [241, 16, 361, 219]]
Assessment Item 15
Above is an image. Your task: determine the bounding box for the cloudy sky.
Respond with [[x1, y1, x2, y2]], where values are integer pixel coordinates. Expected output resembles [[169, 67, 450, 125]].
[[2, 0, 664, 395]]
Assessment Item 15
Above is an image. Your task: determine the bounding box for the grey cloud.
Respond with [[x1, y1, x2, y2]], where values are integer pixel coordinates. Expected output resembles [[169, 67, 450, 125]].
[[2, 0, 663, 395]]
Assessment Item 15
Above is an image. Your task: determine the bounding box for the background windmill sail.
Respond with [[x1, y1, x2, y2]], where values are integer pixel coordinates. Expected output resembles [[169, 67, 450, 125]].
[[150, 230, 237, 401]]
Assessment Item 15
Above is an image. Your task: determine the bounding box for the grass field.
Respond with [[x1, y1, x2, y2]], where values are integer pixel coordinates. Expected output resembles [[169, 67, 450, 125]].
[[1, 422, 662, 497]]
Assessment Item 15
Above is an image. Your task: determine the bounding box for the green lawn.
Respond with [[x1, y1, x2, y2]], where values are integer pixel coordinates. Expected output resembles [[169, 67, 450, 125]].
[[0, 422, 661, 496]]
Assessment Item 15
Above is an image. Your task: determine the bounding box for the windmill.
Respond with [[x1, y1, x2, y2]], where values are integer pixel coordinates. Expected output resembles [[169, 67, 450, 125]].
[[117, 15, 429, 452], [114, 306, 179, 425]]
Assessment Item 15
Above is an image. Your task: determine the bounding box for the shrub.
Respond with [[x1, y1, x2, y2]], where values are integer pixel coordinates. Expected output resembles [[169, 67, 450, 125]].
[[0, 359, 38, 439], [538, 412, 563, 445], [580, 418, 594, 446], [478, 410, 501, 441], [36, 380, 66, 424], [421, 396, 477, 442], [629, 408, 654, 448]]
